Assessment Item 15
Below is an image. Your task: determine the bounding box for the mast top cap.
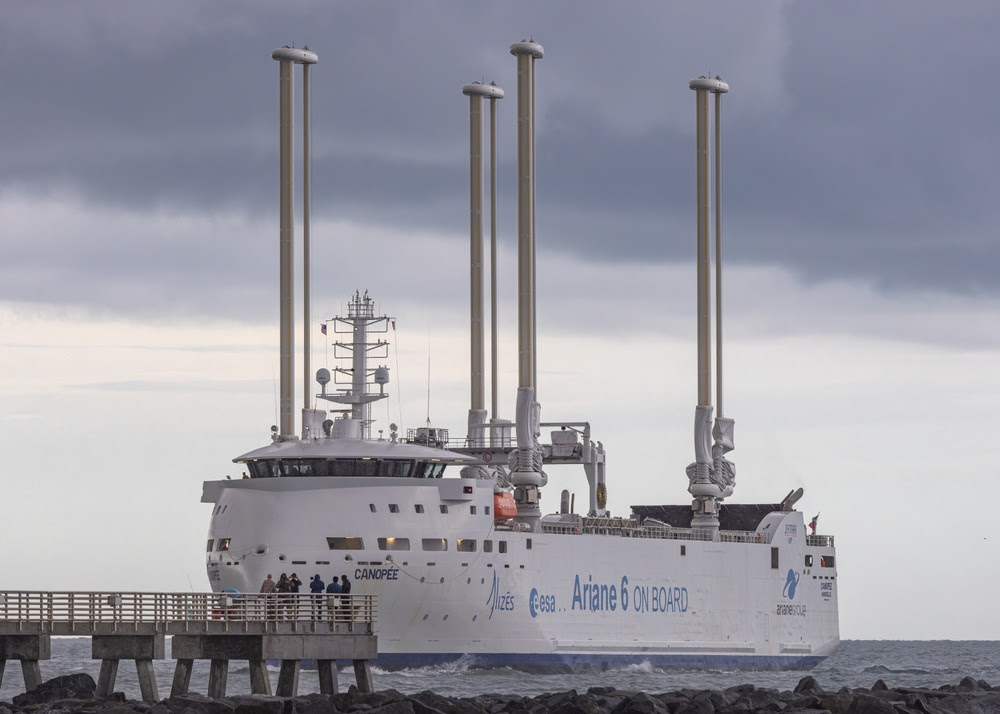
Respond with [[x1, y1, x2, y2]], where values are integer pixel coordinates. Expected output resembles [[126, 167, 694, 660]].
[[462, 82, 505, 99], [689, 76, 728, 93], [509, 40, 544, 59], [272, 46, 319, 64]]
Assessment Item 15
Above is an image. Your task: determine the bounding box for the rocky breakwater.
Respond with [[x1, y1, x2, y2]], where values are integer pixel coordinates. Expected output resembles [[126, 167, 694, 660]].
[[2, 674, 999, 714]]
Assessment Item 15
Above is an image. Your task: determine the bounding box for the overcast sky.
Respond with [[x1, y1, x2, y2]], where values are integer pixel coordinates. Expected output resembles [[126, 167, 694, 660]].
[[2, 1, 999, 642]]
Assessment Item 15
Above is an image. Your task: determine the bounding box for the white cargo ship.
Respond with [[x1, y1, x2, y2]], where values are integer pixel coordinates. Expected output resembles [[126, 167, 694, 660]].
[[203, 42, 839, 670]]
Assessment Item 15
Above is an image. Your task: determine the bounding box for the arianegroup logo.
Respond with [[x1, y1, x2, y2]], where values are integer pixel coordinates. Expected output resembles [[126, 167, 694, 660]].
[[782, 569, 800, 600]]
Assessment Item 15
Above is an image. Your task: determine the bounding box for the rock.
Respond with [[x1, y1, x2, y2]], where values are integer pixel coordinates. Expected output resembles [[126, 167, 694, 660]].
[[160, 693, 235, 714], [871, 681, 888, 693], [795, 678, 822, 695], [535, 692, 577, 712], [409, 697, 449, 714], [12, 674, 97, 707], [295, 693, 339, 714], [227, 695, 291, 714], [845, 694, 897, 714], [613, 693, 673, 714], [367, 701, 416, 714], [821, 693, 853, 714], [550, 694, 610, 714]]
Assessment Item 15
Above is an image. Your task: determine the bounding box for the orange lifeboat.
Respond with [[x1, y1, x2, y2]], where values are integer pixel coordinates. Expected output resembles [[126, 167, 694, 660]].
[[493, 491, 518, 520]]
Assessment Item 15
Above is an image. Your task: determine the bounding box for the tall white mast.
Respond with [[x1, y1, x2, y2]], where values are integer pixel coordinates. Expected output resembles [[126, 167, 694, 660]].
[[463, 81, 504, 450], [509, 40, 545, 531], [271, 45, 317, 439], [687, 75, 734, 536]]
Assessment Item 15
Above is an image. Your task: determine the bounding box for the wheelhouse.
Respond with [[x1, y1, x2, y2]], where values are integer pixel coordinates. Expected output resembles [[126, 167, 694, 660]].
[[243, 458, 448, 479]]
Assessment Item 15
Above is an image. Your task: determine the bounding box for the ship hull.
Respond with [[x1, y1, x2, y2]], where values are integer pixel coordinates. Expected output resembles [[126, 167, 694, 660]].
[[204, 476, 839, 670]]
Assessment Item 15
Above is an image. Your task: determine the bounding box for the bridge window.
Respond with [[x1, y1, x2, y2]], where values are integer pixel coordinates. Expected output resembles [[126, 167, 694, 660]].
[[821, 555, 835, 568], [379, 460, 414, 477], [206, 539, 214, 552], [326, 537, 365, 550], [526, 538, 532, 550], [456, 539, 476, 552], [483, 540, 493, 553], [378, 537, 410, 551], [499, 541, 508, 554], [389, 504, 400, 513], [470, 506, 477, 514], [415, 462, 447, 479], [440, 505, 449, 514], [422, 538, 448, 552], [805, 554, 814, 567], [771, 547, 779, 569], [414, 504, 425, 514], [217, 538, 231, 552]]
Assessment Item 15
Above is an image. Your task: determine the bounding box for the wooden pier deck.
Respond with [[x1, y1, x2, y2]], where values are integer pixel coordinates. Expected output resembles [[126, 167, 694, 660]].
[[0, 590, 378, 702]]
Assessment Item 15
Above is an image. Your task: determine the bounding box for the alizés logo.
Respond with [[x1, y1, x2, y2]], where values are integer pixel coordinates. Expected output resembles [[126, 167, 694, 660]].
[[486, 571, 514, 619], [782, 569, 800, 600]]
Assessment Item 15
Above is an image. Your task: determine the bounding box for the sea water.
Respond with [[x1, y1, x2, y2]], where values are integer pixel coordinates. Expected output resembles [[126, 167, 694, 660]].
[[2, 640, 998, 703]]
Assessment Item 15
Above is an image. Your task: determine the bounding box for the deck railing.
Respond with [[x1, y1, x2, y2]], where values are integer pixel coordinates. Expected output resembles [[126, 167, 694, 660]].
[[0, 591, 376, 626]]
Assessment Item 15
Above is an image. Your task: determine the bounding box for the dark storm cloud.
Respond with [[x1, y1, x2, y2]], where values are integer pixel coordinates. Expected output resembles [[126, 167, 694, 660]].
[[1, 1, 998, 317]]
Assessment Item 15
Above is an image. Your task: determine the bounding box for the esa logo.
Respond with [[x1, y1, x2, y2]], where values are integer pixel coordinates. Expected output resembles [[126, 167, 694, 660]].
[[529, 588, 556, 618]]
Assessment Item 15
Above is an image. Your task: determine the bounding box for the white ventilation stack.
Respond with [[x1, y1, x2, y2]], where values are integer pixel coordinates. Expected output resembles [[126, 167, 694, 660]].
[[509, 40, 545, 531], [687, 76, 735, 536], [270, 45, 318, 439], [462, 81, 504, 451]]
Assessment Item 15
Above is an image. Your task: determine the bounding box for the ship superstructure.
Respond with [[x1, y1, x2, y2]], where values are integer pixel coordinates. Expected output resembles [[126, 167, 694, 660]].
[[202, 41, 839, 670]]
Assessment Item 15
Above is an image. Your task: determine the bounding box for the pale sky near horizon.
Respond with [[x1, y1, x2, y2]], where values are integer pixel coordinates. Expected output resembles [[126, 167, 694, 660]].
[[2, 1, 999, 641]]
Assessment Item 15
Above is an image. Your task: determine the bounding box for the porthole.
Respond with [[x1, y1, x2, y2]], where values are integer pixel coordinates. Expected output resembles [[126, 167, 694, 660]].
[[420, 576, 425, 583]]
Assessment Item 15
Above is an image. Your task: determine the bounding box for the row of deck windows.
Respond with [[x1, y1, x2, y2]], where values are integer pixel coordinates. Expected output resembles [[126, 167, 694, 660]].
[[326, 537, 521, 554], [245, 459, 447, 479]]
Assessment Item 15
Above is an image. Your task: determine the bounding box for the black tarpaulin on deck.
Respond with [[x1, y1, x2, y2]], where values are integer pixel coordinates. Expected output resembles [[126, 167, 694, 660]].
[[630, 504, 783, 532]]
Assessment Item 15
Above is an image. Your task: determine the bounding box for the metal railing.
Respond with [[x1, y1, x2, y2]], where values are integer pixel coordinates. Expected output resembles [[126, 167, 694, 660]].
[[0, 591, 376, 626], [806, 534, 835, 547]]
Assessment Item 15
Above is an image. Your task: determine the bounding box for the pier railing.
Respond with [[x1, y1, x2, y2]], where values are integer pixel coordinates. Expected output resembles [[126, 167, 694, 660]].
[[0, 591, 376, 633]]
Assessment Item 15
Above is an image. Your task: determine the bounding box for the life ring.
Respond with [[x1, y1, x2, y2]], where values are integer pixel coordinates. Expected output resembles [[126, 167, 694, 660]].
[[596, 482, 608, 510], [483, 452, 493, 463]]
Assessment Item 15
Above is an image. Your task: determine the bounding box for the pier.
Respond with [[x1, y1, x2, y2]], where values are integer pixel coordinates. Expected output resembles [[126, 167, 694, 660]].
[[0, 591, 377, 702]]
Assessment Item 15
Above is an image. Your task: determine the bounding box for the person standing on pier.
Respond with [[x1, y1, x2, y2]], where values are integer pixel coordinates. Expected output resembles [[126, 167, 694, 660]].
[[276, 573, 292, 620], [289, 573, 303, 619], [309, 574, 325, 619], [259, 573, 276, 620], [325, 575, 342, 621], [340, 574, 352, 621]]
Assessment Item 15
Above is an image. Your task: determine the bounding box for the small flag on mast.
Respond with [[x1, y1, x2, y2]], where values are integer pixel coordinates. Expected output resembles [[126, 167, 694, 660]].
[[320, 323, 327, 335], [809, 514, 819, 534]]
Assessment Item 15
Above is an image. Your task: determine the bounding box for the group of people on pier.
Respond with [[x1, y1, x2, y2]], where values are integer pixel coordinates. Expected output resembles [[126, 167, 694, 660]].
[[257, 572, 353, 621]]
